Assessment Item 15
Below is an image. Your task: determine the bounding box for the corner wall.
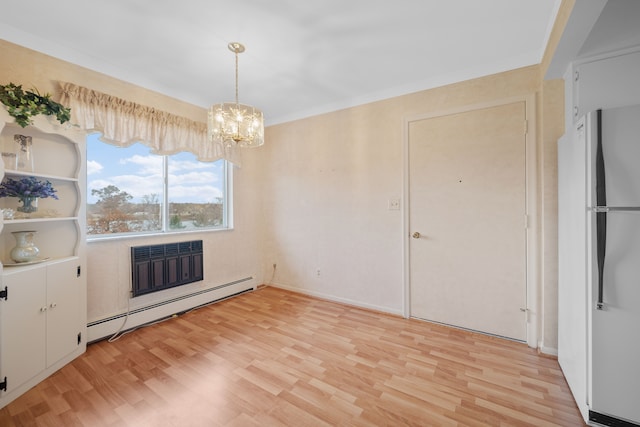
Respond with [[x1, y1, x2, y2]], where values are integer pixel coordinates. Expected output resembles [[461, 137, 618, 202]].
[[261, 65, 564, 351]]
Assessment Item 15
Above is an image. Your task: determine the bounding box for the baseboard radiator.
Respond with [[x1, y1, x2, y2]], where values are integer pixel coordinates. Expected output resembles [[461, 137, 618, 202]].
[[131, 240, 203, 297], [87, 277, 255, 343]]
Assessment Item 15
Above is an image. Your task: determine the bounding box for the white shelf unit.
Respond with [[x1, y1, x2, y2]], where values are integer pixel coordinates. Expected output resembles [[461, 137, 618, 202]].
[[0, 107, 87, 409]]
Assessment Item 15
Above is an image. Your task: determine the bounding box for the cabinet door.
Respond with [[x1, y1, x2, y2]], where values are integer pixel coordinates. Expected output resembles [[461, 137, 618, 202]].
[[576, 51, 640, 117], [46, 259, 80, 367], [0, 268, 47, 394]]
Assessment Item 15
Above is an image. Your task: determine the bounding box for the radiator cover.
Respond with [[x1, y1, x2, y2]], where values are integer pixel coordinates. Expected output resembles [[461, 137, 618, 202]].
[[131, 240, 203, 297]]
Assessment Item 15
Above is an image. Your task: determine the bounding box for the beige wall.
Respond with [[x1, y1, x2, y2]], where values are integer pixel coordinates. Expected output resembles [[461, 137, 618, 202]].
[[540, 79, 564, 350], [263, 66, 564, 350], [0, 38, 564, 351], [0, 39, 204, 122]]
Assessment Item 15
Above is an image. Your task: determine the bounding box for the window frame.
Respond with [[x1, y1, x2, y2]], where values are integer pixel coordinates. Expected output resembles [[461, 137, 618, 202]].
[[86, 138, 232, 241]]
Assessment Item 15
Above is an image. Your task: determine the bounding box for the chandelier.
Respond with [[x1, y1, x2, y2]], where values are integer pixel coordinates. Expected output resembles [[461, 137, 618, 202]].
[[208, 42, 264, 148]]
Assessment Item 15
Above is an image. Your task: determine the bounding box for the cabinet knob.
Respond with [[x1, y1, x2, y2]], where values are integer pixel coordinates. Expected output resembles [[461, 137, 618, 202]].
[[40, 307, 47, 312], [50, 302, 57, 309]]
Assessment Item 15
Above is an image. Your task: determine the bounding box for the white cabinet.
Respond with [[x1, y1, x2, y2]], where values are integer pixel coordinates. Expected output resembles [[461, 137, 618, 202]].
[[0, 107, 86, 408], [574, 48, 640, 121], [0, 266, 46, 395], [0, 258, 82, 394]]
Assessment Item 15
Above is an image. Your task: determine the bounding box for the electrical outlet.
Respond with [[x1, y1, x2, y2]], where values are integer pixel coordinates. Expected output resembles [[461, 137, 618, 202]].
[[316, 269, 321, 277], [388, 198, 400, 210]]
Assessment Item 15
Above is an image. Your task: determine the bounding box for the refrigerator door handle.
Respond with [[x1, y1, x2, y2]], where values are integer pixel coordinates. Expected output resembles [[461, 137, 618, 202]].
[[595, 109, 607, 311], [593, 206, 640, 212]]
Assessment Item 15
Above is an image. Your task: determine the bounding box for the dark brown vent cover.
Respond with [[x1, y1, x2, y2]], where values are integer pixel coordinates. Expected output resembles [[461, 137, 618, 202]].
[[131, 240, 203, 297]]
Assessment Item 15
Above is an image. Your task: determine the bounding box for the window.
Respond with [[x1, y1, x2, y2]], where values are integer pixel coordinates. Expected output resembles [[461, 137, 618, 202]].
[[86, 133, 229, 237]]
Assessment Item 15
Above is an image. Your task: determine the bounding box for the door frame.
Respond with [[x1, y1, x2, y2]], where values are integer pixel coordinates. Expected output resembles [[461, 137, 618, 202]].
[[402, 95, 538, 348]]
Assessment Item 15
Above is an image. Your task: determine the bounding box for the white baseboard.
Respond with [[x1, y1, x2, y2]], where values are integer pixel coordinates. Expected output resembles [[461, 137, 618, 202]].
[[268, 282, 404, 317], [538, 343, 559, 356], [87, 278, 255, 342]]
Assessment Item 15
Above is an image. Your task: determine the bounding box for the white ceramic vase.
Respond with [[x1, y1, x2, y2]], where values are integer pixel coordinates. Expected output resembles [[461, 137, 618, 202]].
[[10, 230, 40, 263]]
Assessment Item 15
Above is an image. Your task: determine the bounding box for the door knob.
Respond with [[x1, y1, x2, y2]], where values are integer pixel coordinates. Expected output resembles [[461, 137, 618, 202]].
[[412, 232, 421, 239]]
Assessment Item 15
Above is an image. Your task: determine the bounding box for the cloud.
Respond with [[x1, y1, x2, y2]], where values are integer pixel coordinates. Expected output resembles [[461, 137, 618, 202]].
[[168, 158, 217, 173], [87, 151, 226, 204], [88, 173, 163, 203], [87, 160, 103, 175], [88, 178, 113, 192], [169, 170, 219, 185], [118, 175, 163, 197], [89, 172, 224, 203], [121, 154, 163, 175], [169, 182, 224, 203]]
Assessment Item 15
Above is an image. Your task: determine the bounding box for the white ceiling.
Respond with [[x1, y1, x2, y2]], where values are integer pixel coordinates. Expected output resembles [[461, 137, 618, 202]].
[[0, 1, 560, 125]]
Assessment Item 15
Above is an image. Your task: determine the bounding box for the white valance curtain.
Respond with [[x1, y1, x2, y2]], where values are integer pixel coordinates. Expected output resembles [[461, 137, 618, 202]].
[[59, 82, 240, 165]]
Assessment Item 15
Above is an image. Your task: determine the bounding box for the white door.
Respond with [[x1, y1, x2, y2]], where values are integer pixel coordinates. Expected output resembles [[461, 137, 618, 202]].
[[408, 102, 527, 341]]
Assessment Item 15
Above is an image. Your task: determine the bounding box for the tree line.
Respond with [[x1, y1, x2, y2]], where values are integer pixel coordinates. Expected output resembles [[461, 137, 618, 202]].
[[87, 185, 223, 234]]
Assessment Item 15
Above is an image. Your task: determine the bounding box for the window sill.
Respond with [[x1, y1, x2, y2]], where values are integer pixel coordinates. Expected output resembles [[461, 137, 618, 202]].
[[87, 226, 233, 243]]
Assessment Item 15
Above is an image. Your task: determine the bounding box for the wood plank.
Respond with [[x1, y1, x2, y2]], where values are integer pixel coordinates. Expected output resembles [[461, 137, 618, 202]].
[[0, 287, 586, 426]]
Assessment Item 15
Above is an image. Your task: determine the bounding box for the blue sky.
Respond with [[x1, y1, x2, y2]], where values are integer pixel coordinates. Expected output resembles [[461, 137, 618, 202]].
[[86, 133, 225, 204]]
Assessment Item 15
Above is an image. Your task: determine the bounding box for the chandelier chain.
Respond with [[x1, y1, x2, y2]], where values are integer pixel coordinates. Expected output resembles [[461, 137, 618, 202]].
[[234, 50, 239, 105]]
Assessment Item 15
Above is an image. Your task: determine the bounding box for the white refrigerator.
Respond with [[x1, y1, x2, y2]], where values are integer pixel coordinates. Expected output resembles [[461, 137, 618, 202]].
[[558, 104, 640, 427]]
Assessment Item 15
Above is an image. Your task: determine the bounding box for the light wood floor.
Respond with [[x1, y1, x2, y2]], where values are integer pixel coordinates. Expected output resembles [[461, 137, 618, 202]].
[[0, 286, 585, 426]]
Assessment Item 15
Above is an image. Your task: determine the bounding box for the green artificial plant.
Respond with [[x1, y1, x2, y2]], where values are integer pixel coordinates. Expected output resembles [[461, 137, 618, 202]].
[[0, 82, 71, 127]]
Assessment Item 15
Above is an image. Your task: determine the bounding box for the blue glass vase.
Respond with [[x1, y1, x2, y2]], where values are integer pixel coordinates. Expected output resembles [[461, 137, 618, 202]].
[[17, 196, 38, 213]]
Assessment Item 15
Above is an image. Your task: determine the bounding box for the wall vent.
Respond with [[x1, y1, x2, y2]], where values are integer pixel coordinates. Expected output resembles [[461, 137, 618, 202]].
[[131, 240, 203, 297]]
